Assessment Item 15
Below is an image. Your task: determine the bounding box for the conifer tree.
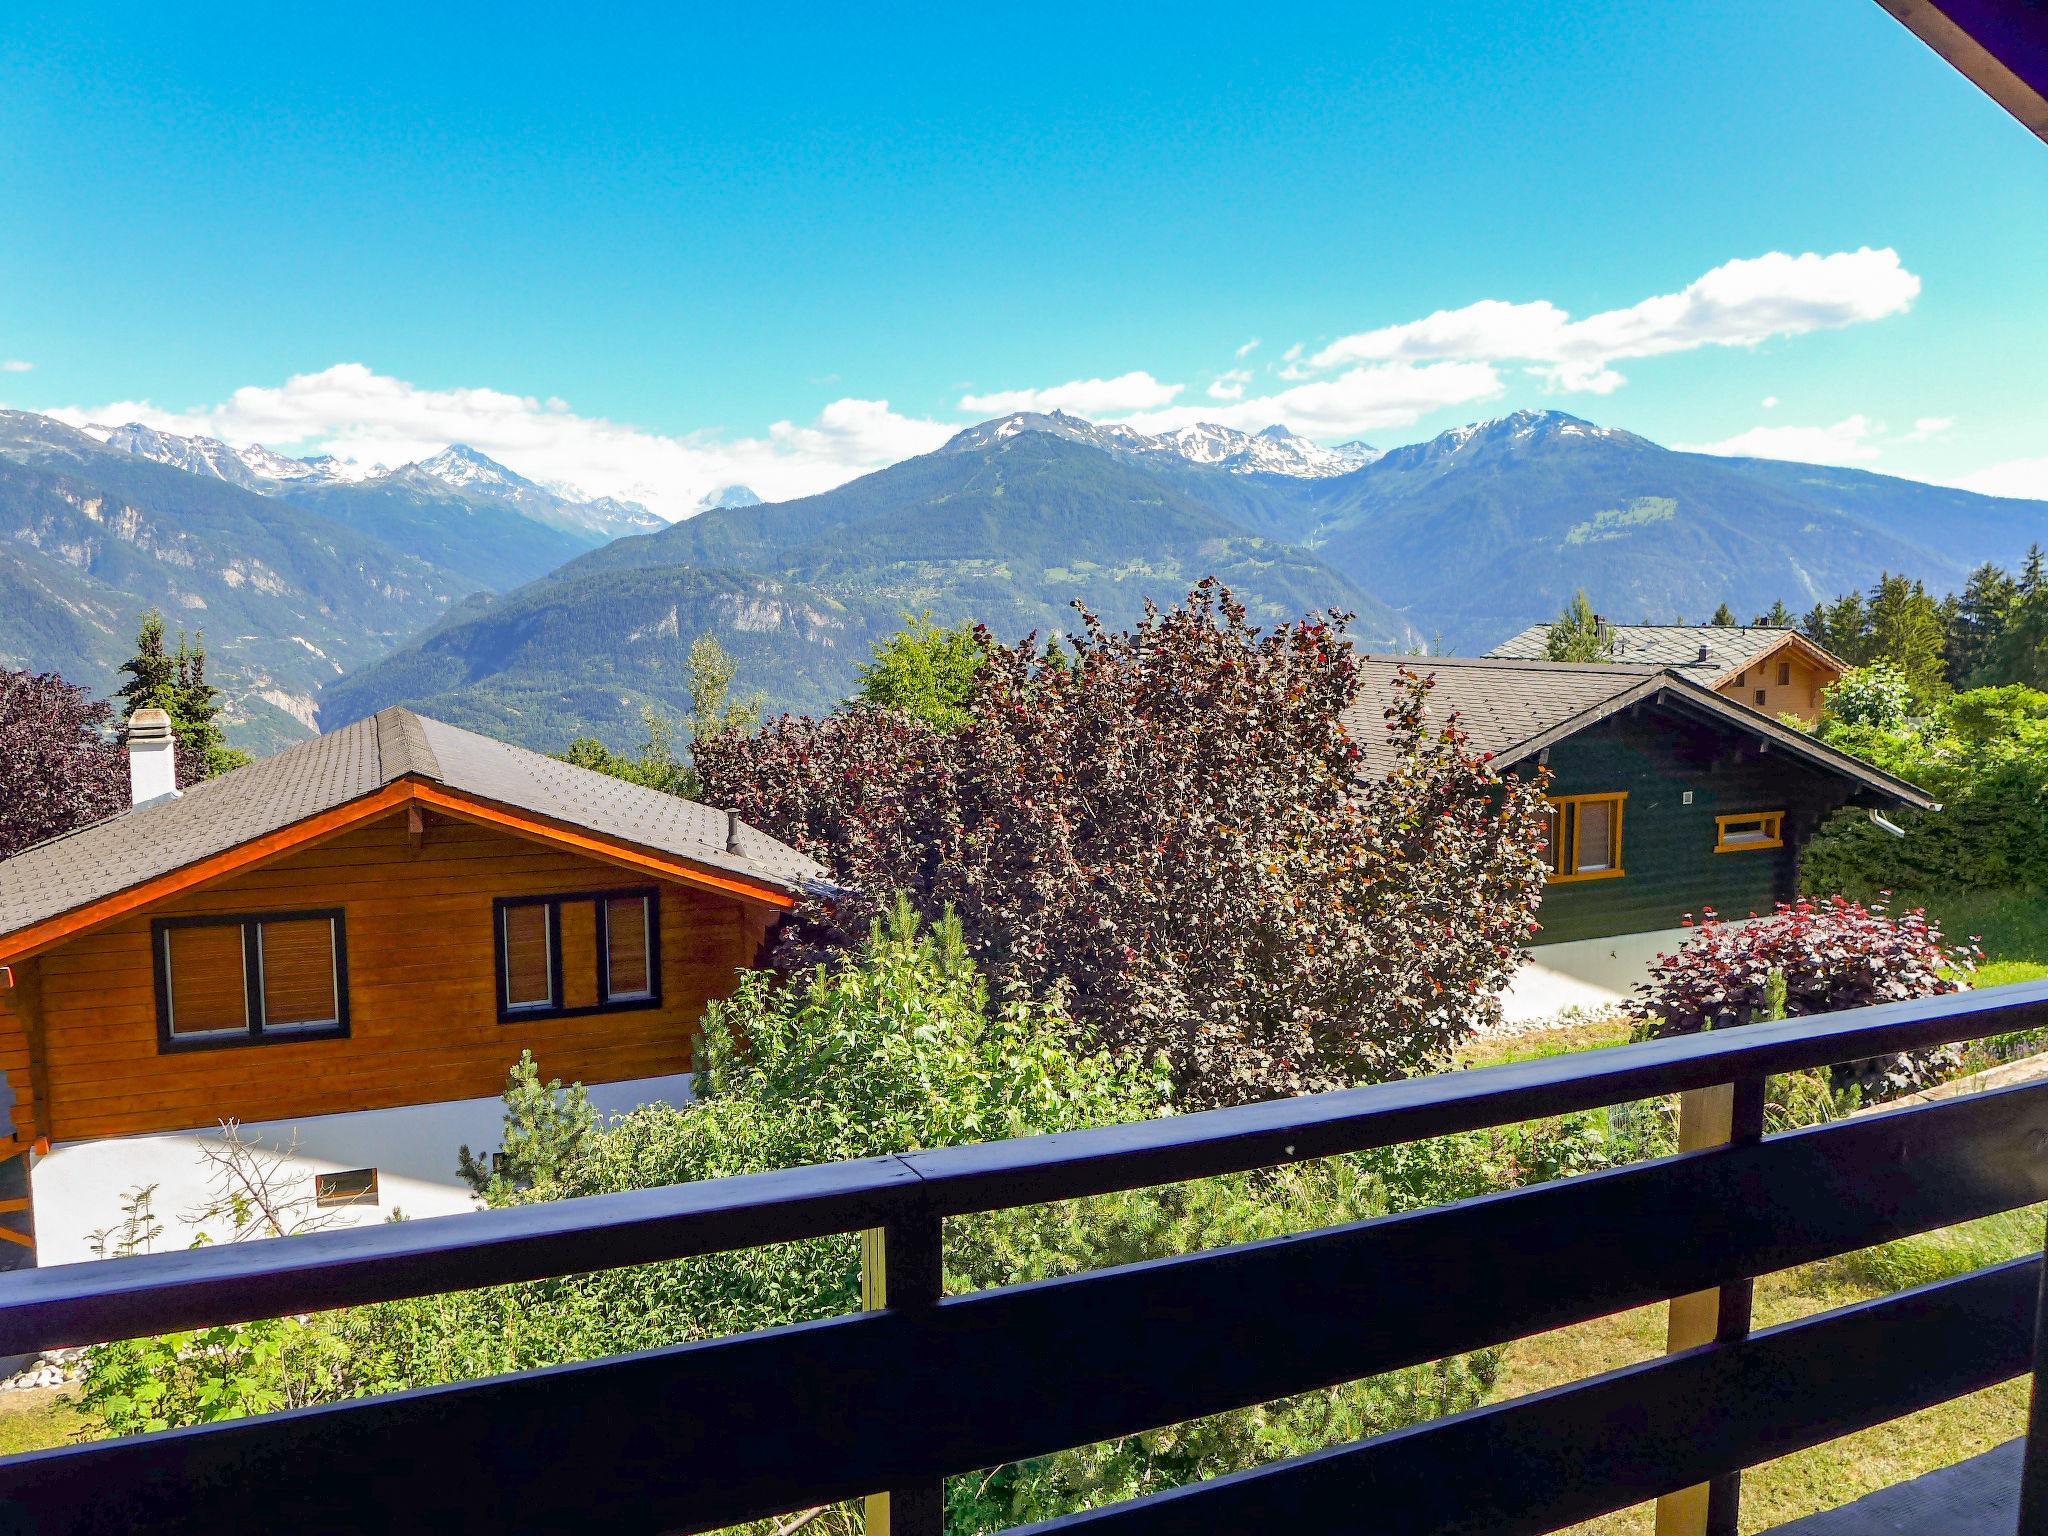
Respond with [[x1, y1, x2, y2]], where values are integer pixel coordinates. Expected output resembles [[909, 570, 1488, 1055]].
[[1709, 602, 1737, 626], [116, 609, 177, 726], [1543, 590, 1612, 661]]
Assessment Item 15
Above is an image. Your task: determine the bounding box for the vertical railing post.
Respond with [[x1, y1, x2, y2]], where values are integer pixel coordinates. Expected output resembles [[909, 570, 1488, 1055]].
[[1655, 1073, 1767, 1536], [2019, 1211, 2048, 1535], [862, 1209, 946, 1536]]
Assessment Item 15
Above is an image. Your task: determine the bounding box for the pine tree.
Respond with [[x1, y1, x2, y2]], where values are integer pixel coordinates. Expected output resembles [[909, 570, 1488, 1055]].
[[1753, 599, 1795, 629], [1864, 573, 1949, 701], [1544, 590, 1612, 661], [1944, 563, 2014, 686], [1709, 602, 1737, 627], [116, 609, 177, 727], [171, 636, 246, 777]]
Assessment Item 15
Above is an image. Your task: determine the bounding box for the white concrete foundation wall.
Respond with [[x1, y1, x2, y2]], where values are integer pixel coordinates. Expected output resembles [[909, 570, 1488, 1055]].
[[32, 1073, 696, 1267], [1502, 927, 1700, 1026]]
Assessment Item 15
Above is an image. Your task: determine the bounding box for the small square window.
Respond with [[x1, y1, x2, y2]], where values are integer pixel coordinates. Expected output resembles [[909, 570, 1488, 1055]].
[[1754, 688, 1767, 705], [315, 1168, 379, 1208], [1716, 811, 1786, 853]]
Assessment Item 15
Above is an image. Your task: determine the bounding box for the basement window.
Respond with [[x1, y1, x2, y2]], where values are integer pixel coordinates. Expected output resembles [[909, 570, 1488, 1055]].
[[495, 889, 661, 1022], [1542, 793, 1627, 883], [315, 1168, 379, 1208], [1716, 811, 1785, 853], [153, 910, 348, 1051]]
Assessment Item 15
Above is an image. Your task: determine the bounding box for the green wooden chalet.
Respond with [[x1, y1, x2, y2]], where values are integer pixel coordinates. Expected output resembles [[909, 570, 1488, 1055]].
[[1343, 656, 1935, 955]]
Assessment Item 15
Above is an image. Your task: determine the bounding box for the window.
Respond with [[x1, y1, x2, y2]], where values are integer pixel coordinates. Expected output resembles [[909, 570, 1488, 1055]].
[[1754, 688, 1767, 706], [500, 900, 556, 1012], [1542, 793, 1627, 882], [495, 888, 661, 1021], [315, 1168, 379, 1208], [1734, 670, 1747, 687], [600, 893, 655, 1002], [153, 910, 347, 1051], [1715, 811, 1785, 853], [1778, 661, 1791, 686]]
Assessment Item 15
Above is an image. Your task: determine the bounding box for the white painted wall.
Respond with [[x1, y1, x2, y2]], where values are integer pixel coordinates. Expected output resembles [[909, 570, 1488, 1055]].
[[31, 1073, 696, 1267], [1501, 927, 1698, 1025]]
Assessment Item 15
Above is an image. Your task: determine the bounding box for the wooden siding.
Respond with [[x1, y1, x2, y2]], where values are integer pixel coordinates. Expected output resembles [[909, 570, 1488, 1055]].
[[1714, 640, 1838, 725], [22, 809, 774, 1143], [1523, 703, 1865, 945]]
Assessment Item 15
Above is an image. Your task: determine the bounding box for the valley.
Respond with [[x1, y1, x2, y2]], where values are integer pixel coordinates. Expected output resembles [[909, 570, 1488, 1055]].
[[2, 405, 2041, 755]]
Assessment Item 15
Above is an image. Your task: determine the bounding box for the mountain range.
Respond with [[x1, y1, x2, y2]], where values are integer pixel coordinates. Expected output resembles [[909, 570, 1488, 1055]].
[[3, 402, 2042, 756], [321, 427, 1413, 745]]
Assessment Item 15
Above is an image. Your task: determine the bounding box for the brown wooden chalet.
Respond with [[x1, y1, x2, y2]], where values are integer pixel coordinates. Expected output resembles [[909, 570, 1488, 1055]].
[[0, 707, 823, 1263]]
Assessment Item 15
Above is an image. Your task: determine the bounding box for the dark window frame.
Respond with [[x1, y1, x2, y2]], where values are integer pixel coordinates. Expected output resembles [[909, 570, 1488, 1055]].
[[493, 887, 662, 1024], [152, 908, 350, 1055], [314, 1167, 379, 1208]]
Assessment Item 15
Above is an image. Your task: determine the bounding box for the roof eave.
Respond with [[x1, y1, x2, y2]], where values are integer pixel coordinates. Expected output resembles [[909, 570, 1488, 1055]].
[[1489, 670, 1936, 811]]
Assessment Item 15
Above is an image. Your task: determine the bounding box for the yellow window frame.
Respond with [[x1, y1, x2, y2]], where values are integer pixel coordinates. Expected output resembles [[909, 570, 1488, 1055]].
[[1545, 792, 1628, 883], [1715, 810, 1785, 853]]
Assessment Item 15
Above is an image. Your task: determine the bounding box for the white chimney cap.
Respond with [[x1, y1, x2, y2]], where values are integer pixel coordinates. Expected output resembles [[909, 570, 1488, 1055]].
[[127, 708, 180, 807]]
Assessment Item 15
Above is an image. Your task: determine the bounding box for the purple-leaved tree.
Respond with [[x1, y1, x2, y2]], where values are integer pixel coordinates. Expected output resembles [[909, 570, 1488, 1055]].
[[699, 582, 1549, 1108]]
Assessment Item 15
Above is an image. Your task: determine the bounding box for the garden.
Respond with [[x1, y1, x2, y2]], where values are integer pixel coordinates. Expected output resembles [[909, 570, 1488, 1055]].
[[8, 599, 2048, 1534]]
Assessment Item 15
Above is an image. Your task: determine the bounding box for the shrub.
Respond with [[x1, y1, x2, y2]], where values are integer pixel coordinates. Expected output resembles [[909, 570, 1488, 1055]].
[[1801, 682, 2048, 896], [697, 581, 1549, 1108], [0, 668, 126, 858], [1628, 897, 1978, 1101]]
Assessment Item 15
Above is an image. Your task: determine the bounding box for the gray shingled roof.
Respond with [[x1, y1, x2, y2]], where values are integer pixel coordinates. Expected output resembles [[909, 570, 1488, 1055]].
[[0, 708, 827, 948], [1486, 623, 1835, 681], [1342, 655, 1934, 809]]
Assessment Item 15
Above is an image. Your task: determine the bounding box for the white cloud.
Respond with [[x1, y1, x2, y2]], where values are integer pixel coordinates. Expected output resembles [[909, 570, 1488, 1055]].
[[1207, 369, 1253, 401], [1308, 248, 1919, 394], [1675, 415, 1882, 466], [1234, 338, 1261, 358], [43, 362, 953, 519], [1, 360, 31, 373], [1761, 395, 1780, 409], [1957, 457, 2048, 500], [957, 371, 1183, 417], [1901, 415, 1954, 442]]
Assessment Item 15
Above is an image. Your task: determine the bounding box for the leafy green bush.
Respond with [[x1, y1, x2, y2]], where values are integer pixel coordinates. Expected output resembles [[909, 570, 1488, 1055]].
[[1802, 681, 2048, 896]]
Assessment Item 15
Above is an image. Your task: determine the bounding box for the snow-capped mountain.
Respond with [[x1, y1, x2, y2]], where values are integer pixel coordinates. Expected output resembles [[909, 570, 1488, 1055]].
[[695, 483, 763, 513], [91, 426, 661, 541], [1368, 409, 1639, 478], [942, 409, 1378, 478], [95, 423, 345, 489]]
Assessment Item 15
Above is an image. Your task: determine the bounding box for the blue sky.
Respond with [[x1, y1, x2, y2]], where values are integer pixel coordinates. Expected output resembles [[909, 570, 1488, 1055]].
[[2, 1, 2043, 515]]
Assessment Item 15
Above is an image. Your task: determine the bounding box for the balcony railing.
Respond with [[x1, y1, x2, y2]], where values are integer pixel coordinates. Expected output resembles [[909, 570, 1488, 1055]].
[[1, 981, 2047, 1535]]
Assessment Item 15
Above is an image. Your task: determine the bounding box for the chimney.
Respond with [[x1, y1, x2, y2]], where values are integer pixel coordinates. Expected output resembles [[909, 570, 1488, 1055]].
[[1594, 615, 1610, 644], [1697, 643, 1711, 663], [126, 708, 180, 807], [725, 808, 742, 854]]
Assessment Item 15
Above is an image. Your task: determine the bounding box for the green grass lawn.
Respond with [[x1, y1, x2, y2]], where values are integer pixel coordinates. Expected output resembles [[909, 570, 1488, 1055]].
[[0, 1390, 85, 1455], [1889, 887, 2048, 987]]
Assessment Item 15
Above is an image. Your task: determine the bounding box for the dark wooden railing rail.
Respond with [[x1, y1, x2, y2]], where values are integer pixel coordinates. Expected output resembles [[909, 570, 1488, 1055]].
[[0, 980, 2046, 1535]]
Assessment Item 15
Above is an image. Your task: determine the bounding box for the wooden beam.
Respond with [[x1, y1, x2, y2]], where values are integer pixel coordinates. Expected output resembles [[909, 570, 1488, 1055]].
[[11, 957, 53, 1149], [0, 780, 419, 965], [0, 776, 797, 968], [1874, 0, 2048, 143], [410, 784, 798, 910]]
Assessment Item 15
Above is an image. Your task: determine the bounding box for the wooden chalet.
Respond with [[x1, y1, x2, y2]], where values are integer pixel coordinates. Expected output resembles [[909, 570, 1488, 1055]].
[[1345, 656, 1935, 1019], [0, 707, 824, 1264], [1487, 624, 1848, 725]]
